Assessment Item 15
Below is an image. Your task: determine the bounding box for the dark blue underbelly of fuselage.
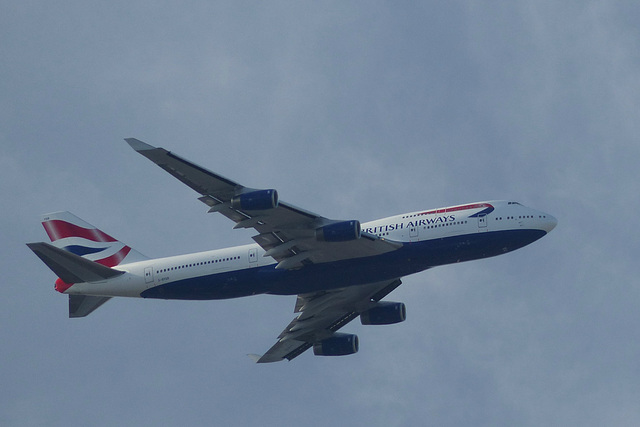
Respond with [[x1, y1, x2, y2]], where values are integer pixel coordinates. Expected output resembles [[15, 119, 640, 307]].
[[140, 229, 546, 300]]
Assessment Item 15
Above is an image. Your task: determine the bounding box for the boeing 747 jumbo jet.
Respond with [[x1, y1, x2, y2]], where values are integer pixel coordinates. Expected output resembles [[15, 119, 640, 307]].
[[28, 139, 557, 362]]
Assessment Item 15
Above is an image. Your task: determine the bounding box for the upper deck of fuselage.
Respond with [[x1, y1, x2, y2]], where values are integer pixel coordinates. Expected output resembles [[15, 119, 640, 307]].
[[362, 200, 556, 242]]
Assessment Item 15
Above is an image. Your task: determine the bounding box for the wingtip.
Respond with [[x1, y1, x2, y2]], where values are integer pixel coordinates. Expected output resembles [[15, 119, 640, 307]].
[[247, 354, 262, 363], [124, 138, 155, 152]]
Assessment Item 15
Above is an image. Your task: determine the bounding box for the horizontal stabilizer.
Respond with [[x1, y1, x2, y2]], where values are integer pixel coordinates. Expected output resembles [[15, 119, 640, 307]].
[[27, 242, 125, 284], [69, 295, 112, 318]]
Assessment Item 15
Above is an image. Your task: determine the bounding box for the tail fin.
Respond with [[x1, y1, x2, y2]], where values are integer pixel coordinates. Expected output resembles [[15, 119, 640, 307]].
[[40, 211, 147, 266], [29, 212, 147, 318]]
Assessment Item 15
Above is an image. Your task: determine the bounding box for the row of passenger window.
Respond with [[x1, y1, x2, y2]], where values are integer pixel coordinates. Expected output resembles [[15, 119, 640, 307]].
[[376, 220, 469, 236], [495, 215, 547, 220], [423, 220, 468, 229], [157, 256, 241, 274]]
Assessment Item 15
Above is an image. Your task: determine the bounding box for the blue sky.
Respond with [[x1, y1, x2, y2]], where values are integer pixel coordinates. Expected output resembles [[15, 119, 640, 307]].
[[2, 2, 639, 426]]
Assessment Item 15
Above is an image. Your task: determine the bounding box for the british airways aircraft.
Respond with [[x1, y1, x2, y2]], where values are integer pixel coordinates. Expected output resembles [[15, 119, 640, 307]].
[[27, 139, 557, 362]]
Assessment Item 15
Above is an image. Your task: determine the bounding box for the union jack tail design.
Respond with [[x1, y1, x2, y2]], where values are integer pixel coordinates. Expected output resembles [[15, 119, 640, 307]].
[[41, 211, 147, 267]]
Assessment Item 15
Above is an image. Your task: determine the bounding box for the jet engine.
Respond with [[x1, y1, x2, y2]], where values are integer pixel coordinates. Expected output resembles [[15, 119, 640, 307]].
[[313, 333, 359, 356], [231, 189, 279, 211], [360, 302, 406, 325], [316, 220, 361, 242]]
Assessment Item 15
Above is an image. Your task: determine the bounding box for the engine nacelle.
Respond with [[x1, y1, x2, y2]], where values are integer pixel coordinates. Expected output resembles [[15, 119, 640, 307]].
[[313, 333, 359, 356], [231, 189, 278, 211], [360, 302, 406, 325], [316, 220, 361, 242]]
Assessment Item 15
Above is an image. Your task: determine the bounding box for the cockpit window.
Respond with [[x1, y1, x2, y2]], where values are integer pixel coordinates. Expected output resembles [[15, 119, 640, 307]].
[[508, 201, 521, 205]]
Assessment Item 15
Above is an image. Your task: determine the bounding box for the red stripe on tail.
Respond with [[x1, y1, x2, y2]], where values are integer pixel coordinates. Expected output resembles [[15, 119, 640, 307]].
[[96, 246, 132, 267], [43, 220, 117, 243]]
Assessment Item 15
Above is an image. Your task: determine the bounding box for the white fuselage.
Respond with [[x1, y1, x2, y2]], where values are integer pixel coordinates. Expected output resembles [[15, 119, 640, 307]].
[[66, 200, 556, 299]]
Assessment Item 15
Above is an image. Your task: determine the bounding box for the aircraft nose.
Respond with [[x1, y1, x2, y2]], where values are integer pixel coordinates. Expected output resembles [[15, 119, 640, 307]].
[[541, 213, 557, 233]]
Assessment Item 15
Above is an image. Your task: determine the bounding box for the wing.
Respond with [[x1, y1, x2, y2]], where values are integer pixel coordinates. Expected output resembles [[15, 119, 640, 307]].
[[254, 279, 402, 363], [126, 138, 400, 269]]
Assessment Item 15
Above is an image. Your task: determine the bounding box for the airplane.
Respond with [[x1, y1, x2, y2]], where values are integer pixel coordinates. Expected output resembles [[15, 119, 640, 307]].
[[27, 138, 557, 363]]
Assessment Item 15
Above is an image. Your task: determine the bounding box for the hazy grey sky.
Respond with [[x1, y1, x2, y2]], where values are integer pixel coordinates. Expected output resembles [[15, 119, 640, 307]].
[[2, 1, 639, 426]]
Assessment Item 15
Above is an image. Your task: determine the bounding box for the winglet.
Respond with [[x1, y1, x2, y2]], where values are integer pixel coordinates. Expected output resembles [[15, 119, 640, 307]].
[[125, 138, 155, 152], [247, 354, 262, 363]]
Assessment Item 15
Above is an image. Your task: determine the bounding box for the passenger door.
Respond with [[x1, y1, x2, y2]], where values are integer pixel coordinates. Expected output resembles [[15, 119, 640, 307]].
[[477, 214, 488, 232]]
